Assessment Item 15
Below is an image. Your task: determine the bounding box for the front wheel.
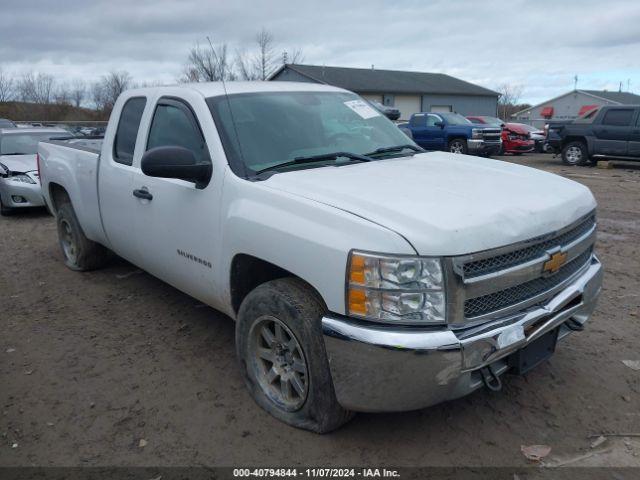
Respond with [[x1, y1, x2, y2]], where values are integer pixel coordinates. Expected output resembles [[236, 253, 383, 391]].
[[562, 141, 589, 166], [236, 277, 353, 433], [449, 138, 468, 154]]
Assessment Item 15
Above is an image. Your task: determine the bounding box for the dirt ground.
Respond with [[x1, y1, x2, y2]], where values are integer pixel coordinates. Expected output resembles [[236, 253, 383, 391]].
[[1, 153, 639, 469]]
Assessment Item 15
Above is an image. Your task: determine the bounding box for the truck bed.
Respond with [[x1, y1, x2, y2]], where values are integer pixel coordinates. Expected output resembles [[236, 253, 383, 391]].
[[38, 138, 108, 246], [48, 137, 104, 154]]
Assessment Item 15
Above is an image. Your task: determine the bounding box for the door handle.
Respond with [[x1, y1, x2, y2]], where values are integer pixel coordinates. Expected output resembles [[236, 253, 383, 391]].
[[133, 188, 153, 201]]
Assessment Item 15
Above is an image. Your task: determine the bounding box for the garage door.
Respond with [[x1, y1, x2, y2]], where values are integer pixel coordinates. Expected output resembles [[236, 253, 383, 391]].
[[394, 95, 422, 121], [431, 105, 453, 113]]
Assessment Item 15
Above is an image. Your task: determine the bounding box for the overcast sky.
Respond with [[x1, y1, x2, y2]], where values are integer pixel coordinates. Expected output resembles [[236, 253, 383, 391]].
[[1, 0, 639, 105]]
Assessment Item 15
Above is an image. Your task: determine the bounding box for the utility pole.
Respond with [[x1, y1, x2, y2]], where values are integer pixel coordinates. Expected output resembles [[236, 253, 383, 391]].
[[573, 75, 578, 91]]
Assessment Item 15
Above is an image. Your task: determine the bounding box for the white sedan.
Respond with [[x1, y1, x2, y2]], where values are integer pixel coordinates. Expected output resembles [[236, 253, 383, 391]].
[[0, 128, 69, 215]]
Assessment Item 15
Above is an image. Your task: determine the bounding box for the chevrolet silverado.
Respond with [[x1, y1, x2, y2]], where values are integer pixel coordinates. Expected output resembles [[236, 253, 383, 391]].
[[38, 82, 603, 432]]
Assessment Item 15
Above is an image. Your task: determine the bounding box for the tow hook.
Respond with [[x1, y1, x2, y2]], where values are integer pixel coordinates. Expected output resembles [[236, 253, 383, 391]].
[[480, 365, 502, 392], [565, 318, 585, 331]]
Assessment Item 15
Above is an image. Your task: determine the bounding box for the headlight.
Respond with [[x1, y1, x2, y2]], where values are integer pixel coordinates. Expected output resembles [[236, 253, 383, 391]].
[[8, 174, 36, 184], [471, 128, 484, 139], [346, 251, 445, 324]]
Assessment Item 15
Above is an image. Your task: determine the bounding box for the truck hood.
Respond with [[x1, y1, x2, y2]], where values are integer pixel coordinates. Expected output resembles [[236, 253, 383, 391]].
[[0, 154, 37, 173], [263, 152, 596, 256]]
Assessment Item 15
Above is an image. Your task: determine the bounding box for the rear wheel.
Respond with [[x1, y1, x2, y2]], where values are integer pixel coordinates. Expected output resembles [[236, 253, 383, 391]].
[[56, 203, 109, 271], [449, 138, 468, 154], [236, 277, 353, 433], [562, 141, 588, 166]]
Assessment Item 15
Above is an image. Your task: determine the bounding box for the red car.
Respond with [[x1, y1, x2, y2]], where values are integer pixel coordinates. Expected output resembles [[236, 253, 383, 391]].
[[501, 123, 535, 155], [467, 116, 535, 155]]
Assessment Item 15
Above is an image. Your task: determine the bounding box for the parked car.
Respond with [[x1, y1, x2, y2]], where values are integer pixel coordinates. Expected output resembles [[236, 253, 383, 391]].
[[367, 99, 401, 121], [39, 83, 601, 432], [0, 118, 17, 128], [501, 123, 536, 155], [516, 123, 548, 153], [0, 127, 68, 215], [401, 112, 502, 155], [466, 115, 505, 127], [547, 105, 640, 165]]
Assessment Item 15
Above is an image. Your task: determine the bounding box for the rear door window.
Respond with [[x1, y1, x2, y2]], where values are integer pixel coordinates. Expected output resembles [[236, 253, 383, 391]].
[[601, 109, 634, 127], [113, 97, 147, 165]]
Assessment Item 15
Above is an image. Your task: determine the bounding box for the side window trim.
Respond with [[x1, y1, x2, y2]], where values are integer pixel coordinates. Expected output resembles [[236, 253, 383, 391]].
[[113, 96, 147, 166], [145, 96, 209, 163]]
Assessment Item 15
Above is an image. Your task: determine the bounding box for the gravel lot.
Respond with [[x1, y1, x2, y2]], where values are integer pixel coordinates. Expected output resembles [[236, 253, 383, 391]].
[[1, 153, 639, 468]]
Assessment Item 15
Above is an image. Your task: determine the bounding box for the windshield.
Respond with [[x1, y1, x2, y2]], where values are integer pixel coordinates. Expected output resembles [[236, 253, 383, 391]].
[[208, 91, 416, 176], [479, 116, 503, 126], [0, 132, 65, 155], [439, 113, 472, 125]]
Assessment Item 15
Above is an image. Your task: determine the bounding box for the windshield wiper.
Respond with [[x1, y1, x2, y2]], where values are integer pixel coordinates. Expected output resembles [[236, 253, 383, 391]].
[[365, 144, 424, 157], [0, 152, 29, 156], [253, 151, 373, 175]]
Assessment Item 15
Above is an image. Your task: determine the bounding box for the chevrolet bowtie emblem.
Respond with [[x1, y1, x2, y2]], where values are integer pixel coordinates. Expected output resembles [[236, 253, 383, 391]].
[[543, 251, 567, 274]]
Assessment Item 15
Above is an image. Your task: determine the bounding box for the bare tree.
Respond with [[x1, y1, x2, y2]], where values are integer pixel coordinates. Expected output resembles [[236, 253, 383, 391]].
[[18, 72, 55, 104], [54, 84, 72, 105], [254, 28, 277, 80], [182, 41, 235, 82], [235, 49, 259, 81], [496, 83, 524, 120], [0, 68, 14, 102], [282, 48, 304, 65], [92, 71, 132, 111], [70, 79, 86, 107]]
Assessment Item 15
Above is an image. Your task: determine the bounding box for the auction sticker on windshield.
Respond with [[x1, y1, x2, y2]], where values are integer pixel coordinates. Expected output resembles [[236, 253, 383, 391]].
[[344, 99, 380, 119]]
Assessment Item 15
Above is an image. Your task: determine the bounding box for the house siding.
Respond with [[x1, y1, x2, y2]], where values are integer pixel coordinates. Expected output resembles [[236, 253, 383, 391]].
[[271, 66, 498, 120], [514, 91, 623, 128], [421, 94, 497, 116]]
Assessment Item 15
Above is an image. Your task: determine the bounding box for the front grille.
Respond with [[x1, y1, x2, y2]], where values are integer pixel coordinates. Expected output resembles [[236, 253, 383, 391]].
[[464, 248, 592, 318], [482, 130, 502, 142], [463, 214, 595, 278]]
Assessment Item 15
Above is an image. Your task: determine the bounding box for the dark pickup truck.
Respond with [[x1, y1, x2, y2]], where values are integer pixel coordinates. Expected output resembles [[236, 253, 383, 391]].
[[547, 105, 640, 165]]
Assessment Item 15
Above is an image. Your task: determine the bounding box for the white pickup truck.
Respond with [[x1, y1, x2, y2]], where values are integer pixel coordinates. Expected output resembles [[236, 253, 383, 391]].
[[38, 82, 603, 433]]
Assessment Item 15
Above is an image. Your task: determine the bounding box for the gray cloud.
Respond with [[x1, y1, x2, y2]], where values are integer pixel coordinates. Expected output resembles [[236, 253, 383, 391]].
[[1, 0, 639, 103]]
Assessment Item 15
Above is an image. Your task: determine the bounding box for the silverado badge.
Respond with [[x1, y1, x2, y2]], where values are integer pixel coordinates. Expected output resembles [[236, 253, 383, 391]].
[[543, 251, 567, 274]]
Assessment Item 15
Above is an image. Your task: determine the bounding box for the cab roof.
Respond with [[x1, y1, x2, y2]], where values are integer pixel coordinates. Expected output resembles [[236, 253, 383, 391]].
[[125, 81, 349, 99]]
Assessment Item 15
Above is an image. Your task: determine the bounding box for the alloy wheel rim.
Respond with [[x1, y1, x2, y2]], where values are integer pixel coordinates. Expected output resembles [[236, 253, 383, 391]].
[[248, 315, 309, 412], [450, 141, 464, 154], [59, 219, 77, 263], [566, 146, 582, 163]]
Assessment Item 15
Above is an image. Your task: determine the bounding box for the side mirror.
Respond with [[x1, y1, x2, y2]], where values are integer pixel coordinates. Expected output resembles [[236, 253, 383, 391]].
[[141, 146, 212, 189], [434, 121, 445, 128]]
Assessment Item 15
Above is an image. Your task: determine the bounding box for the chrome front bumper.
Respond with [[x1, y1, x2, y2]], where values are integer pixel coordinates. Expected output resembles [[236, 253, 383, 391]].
[[322, 256, 602, 412], [468, 139, 502, 154]]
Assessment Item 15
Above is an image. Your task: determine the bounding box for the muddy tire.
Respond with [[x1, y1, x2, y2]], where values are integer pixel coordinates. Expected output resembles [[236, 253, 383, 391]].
[[56, 203, 109, 271], [562, 141, 589, 166], [236, 277, 353, 433], [449, 138, 468, 154]]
